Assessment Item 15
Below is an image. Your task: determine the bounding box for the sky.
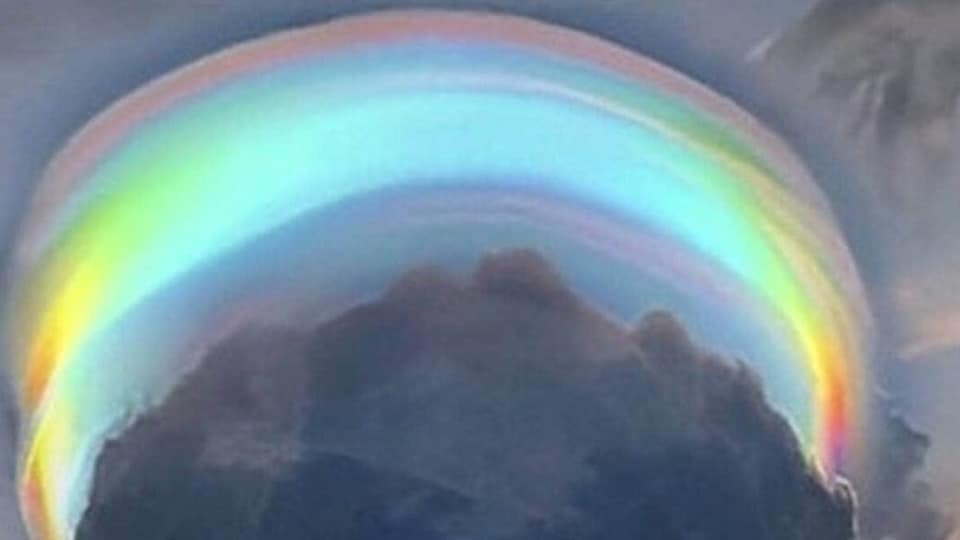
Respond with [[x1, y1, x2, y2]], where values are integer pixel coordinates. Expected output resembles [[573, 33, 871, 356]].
[[0, 3, 815, 535], [4, 1, 959, 539]]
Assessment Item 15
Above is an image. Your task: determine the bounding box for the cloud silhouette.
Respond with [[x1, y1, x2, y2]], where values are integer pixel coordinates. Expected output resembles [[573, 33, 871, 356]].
[[76, 250, 855, 540]]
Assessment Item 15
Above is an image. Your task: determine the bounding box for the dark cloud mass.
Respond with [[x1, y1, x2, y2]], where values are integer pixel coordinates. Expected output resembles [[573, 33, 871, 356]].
[[75, 250, 854, 540]]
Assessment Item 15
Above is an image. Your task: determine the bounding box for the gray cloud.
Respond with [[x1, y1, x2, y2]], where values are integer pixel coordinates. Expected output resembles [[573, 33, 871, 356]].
[[758, 0, 960, 363], [76, 250, 855, 540], [859, 406, 956, 540], [757, 4, 960, 532], [0, 370, 25, 540]]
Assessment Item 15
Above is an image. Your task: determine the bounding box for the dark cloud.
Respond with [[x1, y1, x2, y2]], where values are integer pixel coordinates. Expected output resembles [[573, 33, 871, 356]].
[[77, 250, 854, 540]]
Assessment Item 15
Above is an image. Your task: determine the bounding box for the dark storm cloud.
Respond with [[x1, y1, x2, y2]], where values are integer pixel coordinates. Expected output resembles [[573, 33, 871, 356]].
[[76, 250, 855, 540]]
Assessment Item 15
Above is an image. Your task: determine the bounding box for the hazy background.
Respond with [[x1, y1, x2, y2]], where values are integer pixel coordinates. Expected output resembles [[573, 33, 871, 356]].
[[3, 1, 958, 538]]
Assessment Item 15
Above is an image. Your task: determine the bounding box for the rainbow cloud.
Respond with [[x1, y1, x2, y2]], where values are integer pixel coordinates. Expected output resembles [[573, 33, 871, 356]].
[[4, 11, 869, 540]]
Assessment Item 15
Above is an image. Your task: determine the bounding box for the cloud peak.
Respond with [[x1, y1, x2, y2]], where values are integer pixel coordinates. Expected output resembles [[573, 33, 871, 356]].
[[77, 250, 855, 540]]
